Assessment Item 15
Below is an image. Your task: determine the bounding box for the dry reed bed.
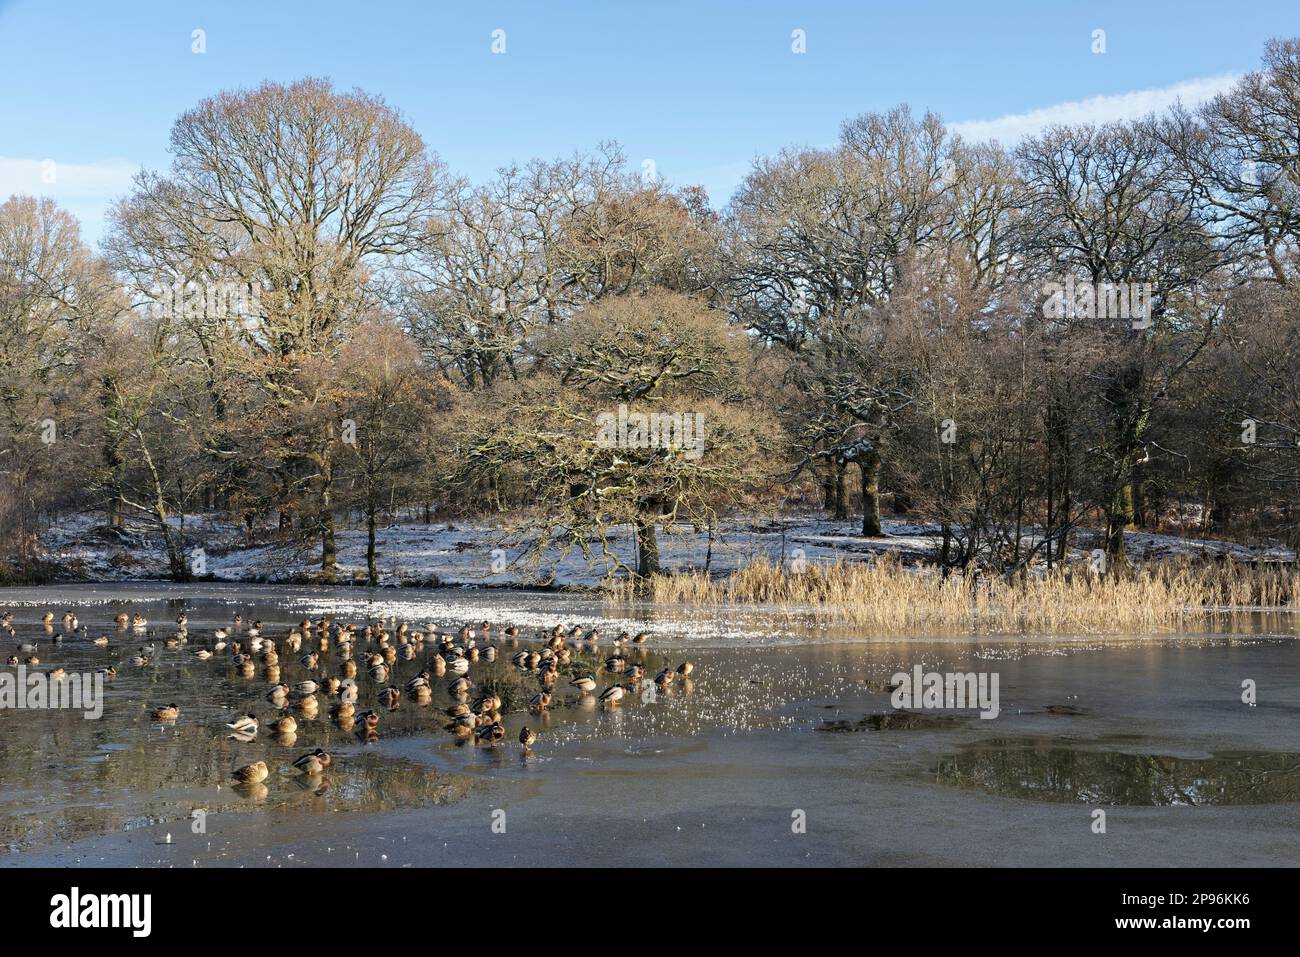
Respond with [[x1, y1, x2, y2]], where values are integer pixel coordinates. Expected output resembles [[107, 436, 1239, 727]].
[[604, 557, 1300, 633]]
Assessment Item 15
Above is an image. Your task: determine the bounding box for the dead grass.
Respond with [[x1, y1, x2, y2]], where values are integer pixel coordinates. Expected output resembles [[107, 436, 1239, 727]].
[[603, 555, 1300, 633]]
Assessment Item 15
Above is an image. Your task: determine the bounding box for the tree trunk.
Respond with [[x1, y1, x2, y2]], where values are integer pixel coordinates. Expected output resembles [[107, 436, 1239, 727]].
[[859, 452, 882, 537], [366, 502, 378, 586], [1104, 479, 1132, 568], [635, 518, 660, 577], [831, 459, 848, 521], [319, 448, 338, 582], [135, 429, 187, 582], [100, 376, 125, 528]]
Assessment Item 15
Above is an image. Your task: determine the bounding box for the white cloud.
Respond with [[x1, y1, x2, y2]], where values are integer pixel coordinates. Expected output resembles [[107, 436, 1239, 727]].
[[0, 155, 137, 203], [949, 73, 1243, 144]]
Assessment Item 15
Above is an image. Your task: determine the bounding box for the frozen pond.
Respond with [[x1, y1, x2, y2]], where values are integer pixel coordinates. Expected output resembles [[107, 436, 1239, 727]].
[[0, 583, 1297, 867]]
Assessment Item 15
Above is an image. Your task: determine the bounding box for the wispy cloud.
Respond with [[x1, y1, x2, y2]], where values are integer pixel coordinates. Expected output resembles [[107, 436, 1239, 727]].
[[950, 73, 1243, 144], [0, 155, 137, 203]]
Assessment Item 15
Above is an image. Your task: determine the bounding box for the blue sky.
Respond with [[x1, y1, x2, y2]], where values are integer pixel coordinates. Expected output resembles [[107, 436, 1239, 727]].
[[1, 0, 1297, 243]]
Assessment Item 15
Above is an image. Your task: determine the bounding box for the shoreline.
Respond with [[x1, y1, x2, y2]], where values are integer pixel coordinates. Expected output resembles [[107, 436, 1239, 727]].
[[1, 580, 1296, 649]]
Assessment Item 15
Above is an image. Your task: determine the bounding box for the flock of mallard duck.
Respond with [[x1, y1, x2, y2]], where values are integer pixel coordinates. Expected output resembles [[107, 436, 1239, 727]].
[[1, 608, 696, 794]]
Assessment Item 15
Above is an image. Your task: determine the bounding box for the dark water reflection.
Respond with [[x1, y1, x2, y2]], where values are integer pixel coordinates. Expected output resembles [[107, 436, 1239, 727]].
[[935, 737, 1300, 806]]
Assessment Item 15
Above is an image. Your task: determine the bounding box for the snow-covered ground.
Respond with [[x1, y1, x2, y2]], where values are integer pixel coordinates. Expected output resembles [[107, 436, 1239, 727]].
[[30, 511, 1298, 587]]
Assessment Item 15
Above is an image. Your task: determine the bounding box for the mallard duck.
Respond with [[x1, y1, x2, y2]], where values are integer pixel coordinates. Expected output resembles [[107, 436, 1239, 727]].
[[405, 671, 431, 693], [295, 680, 319, 695], [214, 628, 228, 641], [378, 686, 401, 708], [475, 721, 505, 744], [519, 726, 537, 748], [359, 710, 381, 730], [151, 703, 180, 722], [570, 676, 597, 694], [599, 684, 627, 707], [42, 611, 54, 625], [92, 635, 110, 646], [676, 661, 694, 679], [226, 712, 259, 734], [233, 761, 269, 785], [96, 665, 117, 677], [368, 664, 389, 683], [114, 613, 129, 627], [5, 656, 16, 667], [176, 613, 188, 628], [447, 676, 472, 696], [332, 701, 355, 719], [266, 683, 290, 706], [24, 655, 38, 666], [632, 632, 648, 644], [605, 656, 626, 673], [300, 652, 319, 670], [131, 614, 148, 631], [293, 749, 331, 776], [269, 716, 297, 735], [192, 649, 212, 661], [321, 676, 341, 695], [295, 694, 319, 715], [654, 667, 674, 685], [49, 667, 66, 681], [529, 691, 552, 712]]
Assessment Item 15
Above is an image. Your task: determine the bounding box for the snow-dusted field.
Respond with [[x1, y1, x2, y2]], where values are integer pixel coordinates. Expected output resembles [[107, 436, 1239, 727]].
[[32, 511, 1297, 587]]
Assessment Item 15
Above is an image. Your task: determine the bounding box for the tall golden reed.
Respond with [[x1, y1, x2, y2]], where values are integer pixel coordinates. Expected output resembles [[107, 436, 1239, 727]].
[[603, 555, 1300, 633]]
